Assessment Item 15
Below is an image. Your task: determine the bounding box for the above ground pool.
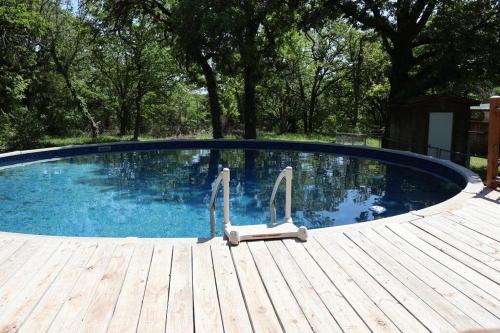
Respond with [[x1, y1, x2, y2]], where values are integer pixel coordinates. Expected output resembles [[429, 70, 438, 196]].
[[0, 140, 465, 238]]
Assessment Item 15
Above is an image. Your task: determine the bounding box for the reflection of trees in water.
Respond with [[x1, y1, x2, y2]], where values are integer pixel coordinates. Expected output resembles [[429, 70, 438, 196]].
[[63, 149, 460, 229]]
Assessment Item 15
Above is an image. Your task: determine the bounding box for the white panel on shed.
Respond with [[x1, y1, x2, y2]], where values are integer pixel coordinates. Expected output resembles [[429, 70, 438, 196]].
[[427, 112, 453, 160]]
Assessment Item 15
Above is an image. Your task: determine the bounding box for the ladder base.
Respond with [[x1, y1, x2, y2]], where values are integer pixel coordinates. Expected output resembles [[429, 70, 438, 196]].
[[224, 223, 308, 245]]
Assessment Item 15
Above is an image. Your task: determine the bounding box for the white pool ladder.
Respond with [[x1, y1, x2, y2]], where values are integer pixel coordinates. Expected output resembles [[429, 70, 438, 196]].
[[209, 168, 230, 237], [209, 166, 308, 245]]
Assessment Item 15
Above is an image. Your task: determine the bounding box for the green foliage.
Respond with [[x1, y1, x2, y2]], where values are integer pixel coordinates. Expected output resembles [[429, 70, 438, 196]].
[[0, 0, 499, 153], [0, 0, 47, 149], [0, 106, 46, 150], [259, 20, 390, 135], [425, 0, 500, 98]]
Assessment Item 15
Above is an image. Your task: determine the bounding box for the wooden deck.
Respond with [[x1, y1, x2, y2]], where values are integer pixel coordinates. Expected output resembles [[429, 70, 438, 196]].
[[0, 189, 500, 332]]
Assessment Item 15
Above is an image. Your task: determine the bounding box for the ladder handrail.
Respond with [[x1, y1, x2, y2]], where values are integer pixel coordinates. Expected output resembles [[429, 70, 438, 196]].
[[270, 166, 293, 226], [209, 168, 230, 237]]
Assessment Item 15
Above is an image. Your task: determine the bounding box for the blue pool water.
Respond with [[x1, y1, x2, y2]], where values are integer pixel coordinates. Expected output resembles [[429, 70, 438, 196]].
[[0, 149, 461, 238]]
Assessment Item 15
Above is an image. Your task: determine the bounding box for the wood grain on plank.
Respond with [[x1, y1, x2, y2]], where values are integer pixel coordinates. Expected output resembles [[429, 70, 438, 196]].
[[231, 242, 283, 332], [136, 242, 172, 333], [266, 240, 342, 333], [46, 242, 116, 333], [107, 242, 154, 333], [77, 241, 136, 333], [165, 243, 194, 333], [192, 244, 224, 333], [210, 243, 252, 333], [248, 241, 313, 333]]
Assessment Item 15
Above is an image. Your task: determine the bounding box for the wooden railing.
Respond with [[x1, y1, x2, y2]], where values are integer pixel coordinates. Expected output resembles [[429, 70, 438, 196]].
[[487, 96, 500, 189]]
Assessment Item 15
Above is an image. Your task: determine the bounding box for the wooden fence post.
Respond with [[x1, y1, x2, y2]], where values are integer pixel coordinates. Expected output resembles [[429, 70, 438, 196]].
[[487, 96, 500, 188]]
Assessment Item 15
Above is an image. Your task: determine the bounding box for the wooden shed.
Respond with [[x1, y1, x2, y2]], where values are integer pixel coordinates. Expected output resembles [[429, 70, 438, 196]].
[[383, 95, 479, 165]]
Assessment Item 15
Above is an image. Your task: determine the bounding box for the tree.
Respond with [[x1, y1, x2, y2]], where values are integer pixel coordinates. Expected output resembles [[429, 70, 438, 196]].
[[298, 22, 349, 133], [334, 1, 437, 101], [46, 1, 100, 138], [214, 0, 302, 139], [259, 20, 388, 134], [425, 0, 500, 97], [331, 0, 500, 139], [129, 16, 180, 139], [110, 0, 226, 139], [0, 0, 47, 148]]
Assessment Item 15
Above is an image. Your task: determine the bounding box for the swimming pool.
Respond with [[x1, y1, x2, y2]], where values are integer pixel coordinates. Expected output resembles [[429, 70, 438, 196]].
[[0, 141, 466, 238]]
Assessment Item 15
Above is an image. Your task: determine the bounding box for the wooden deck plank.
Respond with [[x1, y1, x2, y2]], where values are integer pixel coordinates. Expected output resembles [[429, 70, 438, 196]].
[[0, 239, 24, 265], [18, 243, 99, 333], [0, 242, 91, 333], [0, 240, 61, 310], [348, 229, 487, 330], [404, 223, 500, 284], [424, 216, 500, 259], [230, 241, 283, 332], [247, 241, 314, 333], [77, 241, 135, 333], [335, 232, 457, 332], [107, 242, 154, 333], [282, 239, 371, 333], [450, 211, 500, 242], [360, 227, 500, 328], [210, 243, 253, 333], [265, 240, 344, 333], [468, 198, 500, 220], [165, 243, 193, 333], [192, 244, 224, 333], [302, 237, 400, 333], [0, 240, 46, 288], [136, 242, 172, 333], [460, 204, 500, 228], [375, 225, 500, 318], [314, 233, 428, 332], [455, 206, 500, 230], [444, 213, 500, 248], [46, 242, 116, 333], [387, 223, 500, 302], [411, 219, 500, 271]]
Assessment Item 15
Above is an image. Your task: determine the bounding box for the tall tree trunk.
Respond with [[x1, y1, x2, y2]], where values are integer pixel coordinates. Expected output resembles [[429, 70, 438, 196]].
[[352, 73, 361, 129], [384, 43, 413, 144], [119, 99, 130, 136], [308, 69, 321, 133], [197, 54, 223, 139], [133, 88, 143, 141], [388, 45, 412, 103], [297, 76, 308, 134], [308, 94, 318, 133], [243, 64, 257, 139]]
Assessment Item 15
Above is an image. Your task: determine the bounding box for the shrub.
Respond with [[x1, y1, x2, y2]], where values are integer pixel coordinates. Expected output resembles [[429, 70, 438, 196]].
[[0, 106, 46, 150]]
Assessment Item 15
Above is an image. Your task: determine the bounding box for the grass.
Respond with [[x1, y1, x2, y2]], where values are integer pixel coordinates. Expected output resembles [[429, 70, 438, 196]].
[[40, 132, 490, 181], [259, 132, 335, 142], [41, 132, 238, 147], [42, 135, 137, 147], [259, 132, 382, 147], [469, 156, 489, 181], [42, 132, 383, 148]]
